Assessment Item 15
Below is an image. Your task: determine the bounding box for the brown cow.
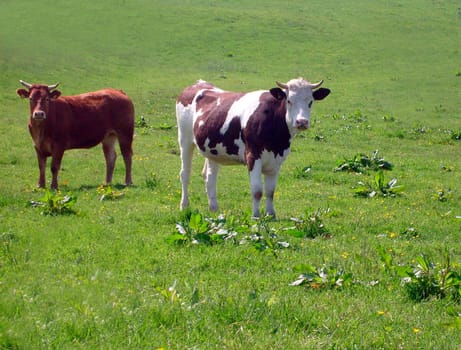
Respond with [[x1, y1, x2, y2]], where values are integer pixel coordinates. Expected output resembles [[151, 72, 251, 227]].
[[17, 81, 134, 189]]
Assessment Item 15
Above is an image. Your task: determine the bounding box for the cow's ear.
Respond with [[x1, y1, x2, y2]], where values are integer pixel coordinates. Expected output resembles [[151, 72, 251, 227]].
[[17, 89, 30, 98], [313, 88, 330, 101], [270, 87, 286, 101], [50, 90, 61, 99]]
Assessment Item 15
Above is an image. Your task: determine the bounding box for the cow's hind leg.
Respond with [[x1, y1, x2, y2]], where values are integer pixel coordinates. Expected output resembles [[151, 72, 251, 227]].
[[179, 142, 194, 210], [102, 134, 117, 185], [177, 102, 196, 210], [204, 159, 220, 212], [118, 134, 133, 186], [201, 159, 208, 181]]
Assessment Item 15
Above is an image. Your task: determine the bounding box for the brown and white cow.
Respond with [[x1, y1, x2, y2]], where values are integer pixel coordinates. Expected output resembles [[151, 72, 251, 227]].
[[17, 81, 134, 189], [176, 77, 330, 217]]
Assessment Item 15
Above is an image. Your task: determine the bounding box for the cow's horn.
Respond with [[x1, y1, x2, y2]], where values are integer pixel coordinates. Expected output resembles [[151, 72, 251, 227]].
[[48, 82, 60, 90], [309, 80, 323, 89], [20, 80, 32, 89], [276, 81, 288, 89]]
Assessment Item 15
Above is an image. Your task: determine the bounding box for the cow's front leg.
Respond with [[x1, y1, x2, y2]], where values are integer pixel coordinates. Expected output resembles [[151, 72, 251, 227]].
[[204, 159, 219, 212], [264, 173, 279, 218], [50, 150, 64, 190], [35, 147, 47, 188], [249, 159, 263, 218]]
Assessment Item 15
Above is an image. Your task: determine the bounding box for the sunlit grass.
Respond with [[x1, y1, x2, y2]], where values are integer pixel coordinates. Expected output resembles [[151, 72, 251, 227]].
[[1, 0, 460, 348]]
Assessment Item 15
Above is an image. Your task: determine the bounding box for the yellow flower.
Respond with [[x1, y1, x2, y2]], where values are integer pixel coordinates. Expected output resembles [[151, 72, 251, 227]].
[[413, 327, 421, 334]]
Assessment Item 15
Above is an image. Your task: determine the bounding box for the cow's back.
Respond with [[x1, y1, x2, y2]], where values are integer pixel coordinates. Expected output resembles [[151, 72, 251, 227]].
[[63, 89, 133, 123], [53, 89, 134, 149], [177, 81, 216, 107]]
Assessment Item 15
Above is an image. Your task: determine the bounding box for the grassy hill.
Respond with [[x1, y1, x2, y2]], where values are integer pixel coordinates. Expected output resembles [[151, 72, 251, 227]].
[[1, 1, 460, 348]]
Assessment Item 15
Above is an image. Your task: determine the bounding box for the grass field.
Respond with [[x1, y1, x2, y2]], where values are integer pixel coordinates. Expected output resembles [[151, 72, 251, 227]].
[[1, 0, 460, 348]]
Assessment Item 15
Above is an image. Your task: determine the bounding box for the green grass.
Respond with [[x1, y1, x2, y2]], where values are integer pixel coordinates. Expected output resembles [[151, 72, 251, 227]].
[[1, 0, 461, 348]]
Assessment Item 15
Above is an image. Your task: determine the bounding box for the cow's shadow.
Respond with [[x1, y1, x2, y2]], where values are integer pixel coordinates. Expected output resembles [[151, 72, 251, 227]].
[[61, 183, 134, 192]]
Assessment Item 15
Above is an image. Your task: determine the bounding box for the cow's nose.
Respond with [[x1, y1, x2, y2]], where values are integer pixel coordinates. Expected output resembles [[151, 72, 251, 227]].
[[296, 118, 309, 129], [33, 111, 46, 120]]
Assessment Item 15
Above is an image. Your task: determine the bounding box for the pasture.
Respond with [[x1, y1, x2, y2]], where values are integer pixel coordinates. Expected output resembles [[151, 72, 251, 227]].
[[1, 0, 460, 348]]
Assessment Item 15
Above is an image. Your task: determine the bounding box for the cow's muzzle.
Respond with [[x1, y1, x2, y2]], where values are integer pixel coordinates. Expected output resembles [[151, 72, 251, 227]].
[[32, 111, 46, 120], [295, 118, 309, 130]]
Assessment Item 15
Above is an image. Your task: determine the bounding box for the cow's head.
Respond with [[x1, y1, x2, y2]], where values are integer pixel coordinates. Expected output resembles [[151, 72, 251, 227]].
[[17, 80, 61, 121], [270, 77, 330, 131]]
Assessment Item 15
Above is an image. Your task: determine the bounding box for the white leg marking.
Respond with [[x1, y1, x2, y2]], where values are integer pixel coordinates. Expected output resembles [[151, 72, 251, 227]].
[[204, 159, 220, 212], [201, 159, 208, 180], [264, 173, 278, 217], [179, 144, 194, 210], [177, 102, 195, 210], [249, 159, 263, 218]]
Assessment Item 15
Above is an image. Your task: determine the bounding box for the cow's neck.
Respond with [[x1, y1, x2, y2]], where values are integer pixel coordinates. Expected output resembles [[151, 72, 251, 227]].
[[283, 115, 298, 139], [28, 119, 52, 152]]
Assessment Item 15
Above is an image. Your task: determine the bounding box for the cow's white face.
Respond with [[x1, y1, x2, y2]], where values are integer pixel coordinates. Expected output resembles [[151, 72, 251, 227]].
[[278, 78, 330, 133], [285, 79, 314, 131]]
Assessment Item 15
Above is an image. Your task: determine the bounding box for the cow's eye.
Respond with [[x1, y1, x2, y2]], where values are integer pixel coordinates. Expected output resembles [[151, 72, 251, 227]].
[[287, 100, 292, 105]]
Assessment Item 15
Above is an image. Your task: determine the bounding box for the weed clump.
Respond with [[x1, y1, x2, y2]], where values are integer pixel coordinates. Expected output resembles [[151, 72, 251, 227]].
[[335, 150, 392, 174], [354, 170, 404, 198], [168, 211, 289, 256], [290, 263, 354, 289], [28, 190, 77, 216], [286, 208, 331, 239], [378, 247, 461, 302]]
